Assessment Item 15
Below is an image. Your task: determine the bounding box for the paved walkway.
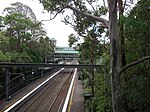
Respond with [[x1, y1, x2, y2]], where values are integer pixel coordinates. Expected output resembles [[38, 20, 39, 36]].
[[70, 73, 84, 112]]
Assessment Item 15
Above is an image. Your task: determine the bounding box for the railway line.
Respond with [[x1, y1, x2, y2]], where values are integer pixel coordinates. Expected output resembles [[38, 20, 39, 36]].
[[2, 67, 76, 112]]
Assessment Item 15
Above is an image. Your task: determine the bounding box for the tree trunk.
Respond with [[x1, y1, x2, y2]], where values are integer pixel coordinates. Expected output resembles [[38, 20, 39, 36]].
[[108, 1, 121, 112], [17, 31, 21, 52], [119, 0, 126, 67], [120, 34, 126, 67]]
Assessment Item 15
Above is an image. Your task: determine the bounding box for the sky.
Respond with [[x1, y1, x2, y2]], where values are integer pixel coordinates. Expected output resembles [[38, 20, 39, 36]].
[[0, 0, 76, 47]]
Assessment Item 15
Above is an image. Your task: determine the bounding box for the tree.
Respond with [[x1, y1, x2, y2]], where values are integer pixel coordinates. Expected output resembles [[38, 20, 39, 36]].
[[3, 2, 37, 22], [3, 2, 47, 41], [4, 13, 33, 52], [0, 2, 53, 63], [120, 0, 150, 111], [0, 31, 10, 53], [68, 33, 78, 47], [0, 31, 11, 62]]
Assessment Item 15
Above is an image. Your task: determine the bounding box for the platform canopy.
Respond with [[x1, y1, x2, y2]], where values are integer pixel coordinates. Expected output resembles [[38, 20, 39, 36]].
[[55, 47, 79, 54]]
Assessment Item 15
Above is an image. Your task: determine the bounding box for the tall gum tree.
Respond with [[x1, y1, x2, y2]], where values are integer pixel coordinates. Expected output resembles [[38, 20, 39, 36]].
[[3, 2, 47, 41]]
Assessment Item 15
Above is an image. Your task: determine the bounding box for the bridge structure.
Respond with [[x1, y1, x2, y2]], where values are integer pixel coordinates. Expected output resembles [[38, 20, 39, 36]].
[[45, 47, 79, 63]]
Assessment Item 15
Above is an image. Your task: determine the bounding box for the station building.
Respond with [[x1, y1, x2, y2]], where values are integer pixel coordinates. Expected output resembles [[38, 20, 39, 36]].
[[55, 47, 79, 59], [46, 47, 79, 63]]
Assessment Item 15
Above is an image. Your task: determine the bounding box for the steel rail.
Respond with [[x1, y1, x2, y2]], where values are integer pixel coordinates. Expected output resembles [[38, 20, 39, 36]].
[[3, 68, 64, 112], [20, 69, 68, 112], [47, 69, 74, 112]]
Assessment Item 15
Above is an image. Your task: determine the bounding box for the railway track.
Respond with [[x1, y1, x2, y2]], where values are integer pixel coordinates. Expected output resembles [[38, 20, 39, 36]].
[[47, 69, 74, 112], [12, 68, 74, 112]]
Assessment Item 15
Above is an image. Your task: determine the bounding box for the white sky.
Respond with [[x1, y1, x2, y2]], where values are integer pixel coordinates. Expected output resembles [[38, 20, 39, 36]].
[[0, 0, 76, 47]]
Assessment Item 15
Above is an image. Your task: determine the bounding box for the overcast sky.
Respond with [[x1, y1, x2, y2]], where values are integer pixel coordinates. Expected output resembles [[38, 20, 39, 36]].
[[0, 0, 76, 47]]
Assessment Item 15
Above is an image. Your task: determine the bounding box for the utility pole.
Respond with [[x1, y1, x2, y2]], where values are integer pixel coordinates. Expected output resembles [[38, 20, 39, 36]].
[[5, 68, 10, 101]]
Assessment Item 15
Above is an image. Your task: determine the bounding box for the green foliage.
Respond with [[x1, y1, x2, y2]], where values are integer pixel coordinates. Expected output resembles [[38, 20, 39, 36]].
[[121, 65, 150, 112], [78, 31, 111, 111], [68, 33, 78, 47], [94, 73, 112, 112], [94, 6, 108, 16], [0, 51, 11, 62], [0, 31, 10, 52], [40, 0, 107, 39], [0, 16, 4, 30], [124, 0, 150, 61], [121, 0, 150, 111], [9, 52, 33, 63], [94, 51, 112, 112], [3, 2, 37, 21], [0, 2, 53, 63], [79, 36, 101, 64]]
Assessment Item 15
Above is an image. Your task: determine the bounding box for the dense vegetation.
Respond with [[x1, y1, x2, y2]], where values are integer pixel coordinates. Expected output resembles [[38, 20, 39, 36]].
[[0, 2, 54, 63], [40, 0, 150, 112], [0, 2, 55, 100]]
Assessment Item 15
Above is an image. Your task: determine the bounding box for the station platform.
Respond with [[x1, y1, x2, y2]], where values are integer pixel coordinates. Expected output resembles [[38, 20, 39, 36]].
[[69, 73, 84, 112]]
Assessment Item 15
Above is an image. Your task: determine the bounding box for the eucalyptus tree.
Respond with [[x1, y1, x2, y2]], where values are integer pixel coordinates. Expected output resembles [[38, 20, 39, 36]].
[[4, 13, 33, 52], [3, 2, 38, 53], [3, 2, 36, 22], [3, 2, 46, 41], [1, 2, 52, 63]]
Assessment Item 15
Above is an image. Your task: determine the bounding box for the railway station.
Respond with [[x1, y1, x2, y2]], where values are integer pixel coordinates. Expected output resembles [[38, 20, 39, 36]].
[[45, 47, 79, 64], [0, 0, 147, 111]]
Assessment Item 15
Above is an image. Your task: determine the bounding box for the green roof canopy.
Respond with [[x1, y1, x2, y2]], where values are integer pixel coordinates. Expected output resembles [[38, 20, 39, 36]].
[[55, 47, 79, 54], [55, 50, 79, 54]]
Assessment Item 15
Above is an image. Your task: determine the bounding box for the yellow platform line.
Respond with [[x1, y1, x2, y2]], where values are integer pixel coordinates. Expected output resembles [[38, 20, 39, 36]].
[[0, 99, 17, 112], [68, 77, 76, 112]]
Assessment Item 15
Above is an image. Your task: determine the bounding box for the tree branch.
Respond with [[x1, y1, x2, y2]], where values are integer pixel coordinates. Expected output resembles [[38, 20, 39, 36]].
[[119, 56, 150, 74], [78, 32, 86, 38], [61, 20, 75, 28], [123, 0, 127, 12], [59, 1, 109, 28], [87, 74, 101, 91], [103, 0, 106, 7], [49, 8, 64, 20], [85, 0, 96, 12], [26, 8, 64, 31]]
